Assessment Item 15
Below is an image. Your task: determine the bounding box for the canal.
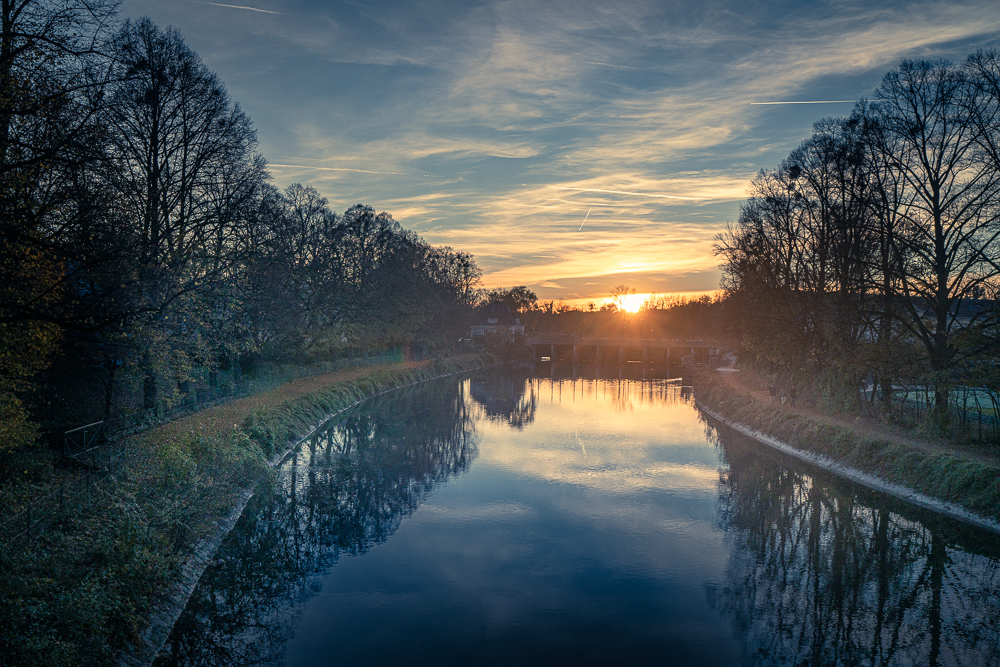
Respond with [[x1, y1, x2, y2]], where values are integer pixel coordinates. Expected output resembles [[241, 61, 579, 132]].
[[155, 365, 1000, 666]]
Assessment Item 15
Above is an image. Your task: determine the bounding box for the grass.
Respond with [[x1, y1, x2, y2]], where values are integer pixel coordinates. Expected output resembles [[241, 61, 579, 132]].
[[0, 353, 486, 667], [138, 361, 433, 449], [696, 372, 1000, 525]]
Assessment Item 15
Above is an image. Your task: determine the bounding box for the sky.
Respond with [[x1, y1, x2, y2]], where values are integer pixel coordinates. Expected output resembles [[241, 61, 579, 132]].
[[121, 0, 1000, 305]]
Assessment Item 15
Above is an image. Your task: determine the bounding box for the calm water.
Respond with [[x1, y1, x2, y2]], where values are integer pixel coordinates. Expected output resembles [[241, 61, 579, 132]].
[[156, 366, 1000, 667]]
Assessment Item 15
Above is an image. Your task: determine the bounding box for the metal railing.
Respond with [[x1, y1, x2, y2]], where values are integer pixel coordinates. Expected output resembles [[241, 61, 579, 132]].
[[65, 352, 406, 449], [861, 384, 1000, 442], [0, 451, 124, 548]]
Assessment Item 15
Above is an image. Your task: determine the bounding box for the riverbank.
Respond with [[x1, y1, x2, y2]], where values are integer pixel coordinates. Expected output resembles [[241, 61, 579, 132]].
[[1, 354, 487, 667], [695, 371, 1000, 532]]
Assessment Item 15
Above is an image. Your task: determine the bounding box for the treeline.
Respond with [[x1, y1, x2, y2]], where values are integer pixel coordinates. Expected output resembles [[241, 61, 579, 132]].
[[716, 54, 1000, 425], [0, 2, 482, 452], [479, 284, 725, 341], [478, 285, 732, 342], [525, 297, 723, 341]]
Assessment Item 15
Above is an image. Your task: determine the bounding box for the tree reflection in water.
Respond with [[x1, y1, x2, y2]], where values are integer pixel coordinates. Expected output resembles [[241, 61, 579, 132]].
[[469, 365, 537, 429], [709, 426, 1000, 667], [156, 378, 479, 667]]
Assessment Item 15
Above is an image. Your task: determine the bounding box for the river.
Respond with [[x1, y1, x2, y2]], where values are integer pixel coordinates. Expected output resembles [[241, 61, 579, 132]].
[[154, 365, 1000, 666]]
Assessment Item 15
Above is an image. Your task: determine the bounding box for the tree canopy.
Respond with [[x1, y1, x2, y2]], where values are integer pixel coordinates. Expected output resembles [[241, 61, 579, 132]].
[[717, 52, 1000, 424], [0, 5, 484, 451]]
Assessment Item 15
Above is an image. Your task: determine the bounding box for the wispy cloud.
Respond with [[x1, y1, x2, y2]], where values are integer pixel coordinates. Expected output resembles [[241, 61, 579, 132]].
[[191, 1, 283, 14], [148, 0, 1000, 300]]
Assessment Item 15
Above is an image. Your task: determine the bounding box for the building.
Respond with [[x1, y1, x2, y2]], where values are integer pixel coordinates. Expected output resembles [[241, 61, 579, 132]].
[[470, 302, 524, 347]]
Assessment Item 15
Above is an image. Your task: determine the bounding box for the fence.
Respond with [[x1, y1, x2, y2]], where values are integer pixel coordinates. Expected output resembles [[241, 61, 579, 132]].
[[1, 351, 406, 550], [78, 352, 405, 447], [862, 384, 1000, 442], [0, 447, 126, 549]]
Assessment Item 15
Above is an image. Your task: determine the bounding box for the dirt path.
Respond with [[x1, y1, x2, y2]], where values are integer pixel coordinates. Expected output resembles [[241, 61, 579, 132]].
[[717, 372, 1000, 467], [138, 360, 429, 447]]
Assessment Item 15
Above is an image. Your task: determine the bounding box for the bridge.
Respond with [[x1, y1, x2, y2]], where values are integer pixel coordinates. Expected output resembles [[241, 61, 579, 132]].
[[526, 334, 719, 364]]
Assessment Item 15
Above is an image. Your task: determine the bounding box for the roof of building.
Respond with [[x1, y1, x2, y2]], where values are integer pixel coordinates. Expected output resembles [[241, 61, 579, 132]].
[[473, 302, 520, 326]]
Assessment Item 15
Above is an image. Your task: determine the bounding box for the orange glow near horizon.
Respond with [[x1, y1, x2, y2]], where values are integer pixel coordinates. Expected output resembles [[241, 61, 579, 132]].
[[529, 290, 722, 312]]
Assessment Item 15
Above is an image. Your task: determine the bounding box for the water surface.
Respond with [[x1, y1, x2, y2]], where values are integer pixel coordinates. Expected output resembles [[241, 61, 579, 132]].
[[157, 367, 1000, 666]]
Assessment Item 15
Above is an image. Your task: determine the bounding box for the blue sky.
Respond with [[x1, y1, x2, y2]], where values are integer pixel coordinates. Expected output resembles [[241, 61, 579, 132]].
[[121, 0, 1000, 304]]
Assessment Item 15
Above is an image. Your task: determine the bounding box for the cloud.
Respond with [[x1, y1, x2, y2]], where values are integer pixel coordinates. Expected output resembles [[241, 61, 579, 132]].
[[440, 218, 724, 290], [161, 0, 1000, 301], [291, 124, 543, 164], [302, 168, 749, 292]]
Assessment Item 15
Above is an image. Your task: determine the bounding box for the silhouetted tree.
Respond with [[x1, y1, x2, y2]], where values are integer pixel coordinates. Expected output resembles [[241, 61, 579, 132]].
[[101, 17, 265, 404], [867, 59, 1000, 423], [482, 285, 537, 312], [0, 0, 118, 445], [718, 56, 1000, 422]]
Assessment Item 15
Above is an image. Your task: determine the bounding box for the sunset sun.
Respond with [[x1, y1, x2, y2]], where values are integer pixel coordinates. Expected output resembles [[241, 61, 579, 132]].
[[620, 293, 646, 313]]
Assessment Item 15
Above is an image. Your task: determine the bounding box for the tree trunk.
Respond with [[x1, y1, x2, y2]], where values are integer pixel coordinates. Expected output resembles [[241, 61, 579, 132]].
[[143, 374, 157, 410], [933, 380, 950, 428], [103, 358, 117, 419], [879, 376, 892, 409]]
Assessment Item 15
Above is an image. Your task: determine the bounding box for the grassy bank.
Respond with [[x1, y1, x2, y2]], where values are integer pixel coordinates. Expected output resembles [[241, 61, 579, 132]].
[[0, 354, 486, 667], [696, 372, 1000, 526]]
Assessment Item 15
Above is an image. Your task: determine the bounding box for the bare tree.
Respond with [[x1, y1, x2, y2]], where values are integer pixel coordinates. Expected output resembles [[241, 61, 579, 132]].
[[0, 0, 118, 444], [429, 247, 482, 309], [481, 285, 536, 312], [0, 0, 117, 177], [105, 18, 262, 275], [857, 102, 912, 408], [716, 116, 881, 401], [868, 59, 1000, 422], [102, 17, 265, 404], [609, 284, 636, 312]]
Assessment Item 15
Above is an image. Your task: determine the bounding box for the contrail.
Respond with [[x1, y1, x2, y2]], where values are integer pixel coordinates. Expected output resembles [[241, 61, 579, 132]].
[[271, 163, 411, 176], [192, 1, 284, 14], [584, 61, 640, 71], [579, 207, 592, 231], [544, 198, 617, 207], [750, 100, 855, 105], [549, 186, 706, 201]]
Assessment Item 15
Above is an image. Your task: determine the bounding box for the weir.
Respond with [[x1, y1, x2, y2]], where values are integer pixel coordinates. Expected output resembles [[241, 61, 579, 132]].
[[526, 334, 718, 364]]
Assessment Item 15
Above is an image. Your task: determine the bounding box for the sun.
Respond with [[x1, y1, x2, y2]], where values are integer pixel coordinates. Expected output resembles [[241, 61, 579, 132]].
[[620, 293, 645, 313]]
